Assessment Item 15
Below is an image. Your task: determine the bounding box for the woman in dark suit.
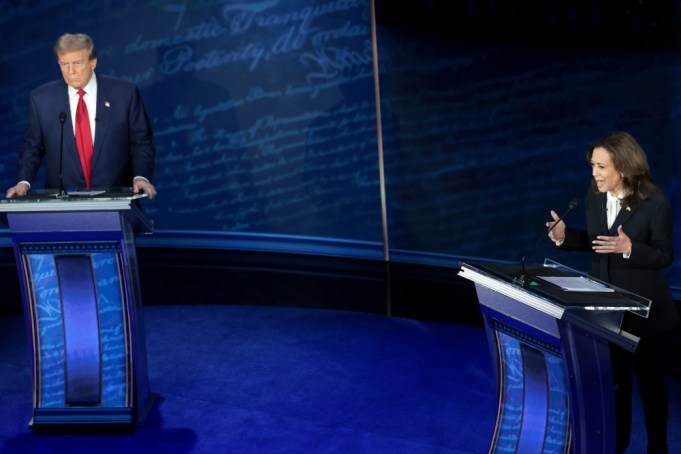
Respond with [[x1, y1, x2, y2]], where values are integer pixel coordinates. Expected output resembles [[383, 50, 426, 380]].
[[545, 131, 679, 453]]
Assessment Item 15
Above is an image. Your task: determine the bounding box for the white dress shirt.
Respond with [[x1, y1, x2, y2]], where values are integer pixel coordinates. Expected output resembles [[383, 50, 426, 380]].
[[68, 73, 98, 143], [606, 190, 624, 229]]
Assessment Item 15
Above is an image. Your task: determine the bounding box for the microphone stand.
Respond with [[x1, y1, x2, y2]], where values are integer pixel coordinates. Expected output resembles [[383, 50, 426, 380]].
[[58, 112, 68, 198], [514, 199, 579, 286]]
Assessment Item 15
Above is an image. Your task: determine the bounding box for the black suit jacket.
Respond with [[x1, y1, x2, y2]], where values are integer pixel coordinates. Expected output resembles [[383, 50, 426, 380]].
[[17, 74, 155, 190], [562, 188, 679, 337]]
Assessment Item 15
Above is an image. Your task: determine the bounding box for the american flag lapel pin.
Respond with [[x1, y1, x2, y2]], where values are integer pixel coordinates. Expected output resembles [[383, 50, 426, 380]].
[[104, 101, 110, 108]]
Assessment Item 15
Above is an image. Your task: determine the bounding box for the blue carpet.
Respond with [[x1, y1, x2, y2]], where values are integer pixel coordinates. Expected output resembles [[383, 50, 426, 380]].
[[0, 305, 679, 453], [0, 306, 496, 453]]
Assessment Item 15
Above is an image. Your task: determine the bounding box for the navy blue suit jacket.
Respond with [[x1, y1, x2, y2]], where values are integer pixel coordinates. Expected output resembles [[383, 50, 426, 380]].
[[562, 188, 679, 337], [17, 74, 155, 190]]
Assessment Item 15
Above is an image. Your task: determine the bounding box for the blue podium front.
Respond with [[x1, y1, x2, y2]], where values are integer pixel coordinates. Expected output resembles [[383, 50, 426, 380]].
[[459, 260, 649, 454], [0, 192, 156, 431]]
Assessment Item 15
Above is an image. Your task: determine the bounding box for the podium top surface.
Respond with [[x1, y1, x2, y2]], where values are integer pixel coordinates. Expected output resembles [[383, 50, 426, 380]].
[[0, 188, 148, 213], [459, 259, 651, 316], [0, 188, 153, 234]]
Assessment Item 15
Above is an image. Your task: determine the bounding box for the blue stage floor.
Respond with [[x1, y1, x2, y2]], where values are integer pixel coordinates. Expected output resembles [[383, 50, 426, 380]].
[[0, 304, 680, 453]]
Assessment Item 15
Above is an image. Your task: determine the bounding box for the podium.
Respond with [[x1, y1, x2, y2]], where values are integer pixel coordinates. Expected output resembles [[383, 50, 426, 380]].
[[459, 259, 650, 454], [0, 190, 156, 431]]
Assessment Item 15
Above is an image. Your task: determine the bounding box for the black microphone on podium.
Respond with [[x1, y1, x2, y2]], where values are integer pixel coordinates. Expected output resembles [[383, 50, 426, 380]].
[[516, 198, 580, 285], [58, 111, 67, 198]]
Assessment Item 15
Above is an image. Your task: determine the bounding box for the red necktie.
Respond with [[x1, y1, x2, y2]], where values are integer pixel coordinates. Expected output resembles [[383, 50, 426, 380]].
[[75, 88, 93, 189]]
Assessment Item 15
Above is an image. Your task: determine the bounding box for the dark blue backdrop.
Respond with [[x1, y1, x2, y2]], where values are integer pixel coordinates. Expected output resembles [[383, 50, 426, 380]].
[[0, 0, 382, 248], [1, 1, 681, 291], [375, 2, 681, 289]]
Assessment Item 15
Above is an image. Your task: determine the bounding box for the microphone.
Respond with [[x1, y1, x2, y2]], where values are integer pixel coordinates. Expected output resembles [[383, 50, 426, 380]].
[[58, 112, 67, 198], [516, 198, 580, 285]]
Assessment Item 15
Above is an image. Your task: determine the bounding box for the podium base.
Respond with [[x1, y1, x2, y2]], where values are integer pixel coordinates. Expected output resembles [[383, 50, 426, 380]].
[[29, 408, 134, 434], [136, 392, 160, 427], [28, 392, 160, 433]]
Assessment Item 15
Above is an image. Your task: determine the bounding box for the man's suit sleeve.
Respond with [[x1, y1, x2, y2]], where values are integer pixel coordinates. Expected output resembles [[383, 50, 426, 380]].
[[16, 92, 46, 184], [128, 85, 155, 182]]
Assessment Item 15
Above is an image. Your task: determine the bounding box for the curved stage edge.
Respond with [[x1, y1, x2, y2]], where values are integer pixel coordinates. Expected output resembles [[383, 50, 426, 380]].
[[0, 231, 485, 328], [2, 229, 679, 319]]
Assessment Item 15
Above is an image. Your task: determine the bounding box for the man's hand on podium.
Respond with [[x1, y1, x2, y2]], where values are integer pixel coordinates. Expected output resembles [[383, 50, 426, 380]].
[[133, 178, 157, 200], [6, 182, 30, 198]]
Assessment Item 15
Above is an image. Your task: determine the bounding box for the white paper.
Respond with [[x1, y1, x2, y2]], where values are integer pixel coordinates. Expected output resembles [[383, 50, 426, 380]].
[[537, 276, 615, 292], [67, 190, 107, 196]]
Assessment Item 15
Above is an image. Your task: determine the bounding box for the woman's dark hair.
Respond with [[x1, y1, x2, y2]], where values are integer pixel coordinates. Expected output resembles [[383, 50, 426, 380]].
[[587, 131, 658, 208]]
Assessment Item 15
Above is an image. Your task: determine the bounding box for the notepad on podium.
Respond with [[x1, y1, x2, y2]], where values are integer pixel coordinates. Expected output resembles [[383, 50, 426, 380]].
[[536, 275, 615, 292]]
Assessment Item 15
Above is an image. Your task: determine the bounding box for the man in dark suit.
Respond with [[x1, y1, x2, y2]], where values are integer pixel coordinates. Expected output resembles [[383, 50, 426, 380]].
[[546, 131, 679, 453], [6, 33, 157, 198]]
